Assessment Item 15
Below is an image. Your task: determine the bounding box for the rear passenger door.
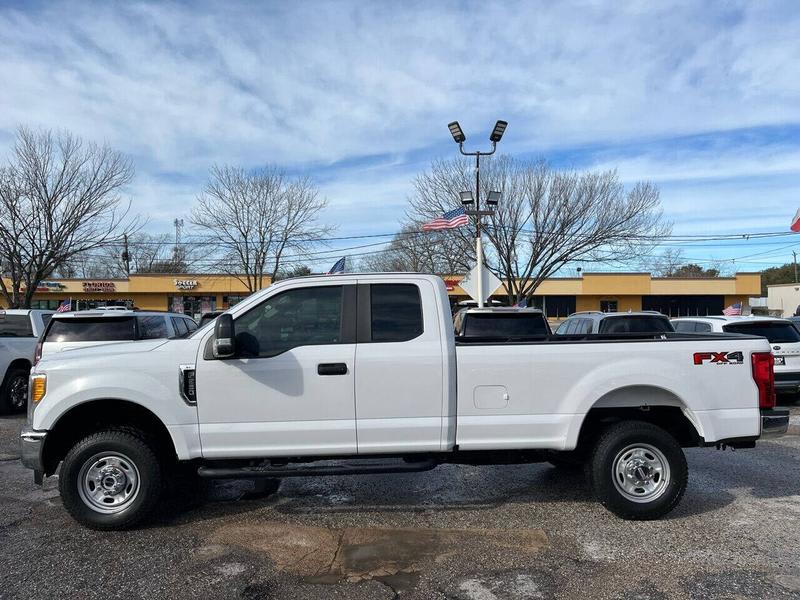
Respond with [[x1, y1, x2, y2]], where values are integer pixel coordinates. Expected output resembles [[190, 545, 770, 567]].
[[354, 280, 444, 453]]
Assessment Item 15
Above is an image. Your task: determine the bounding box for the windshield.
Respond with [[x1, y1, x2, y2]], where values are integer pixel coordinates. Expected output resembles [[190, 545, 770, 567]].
[[462, 313, 548, 337], [598, 316, 673, 334], [723, 321, 800, 343]]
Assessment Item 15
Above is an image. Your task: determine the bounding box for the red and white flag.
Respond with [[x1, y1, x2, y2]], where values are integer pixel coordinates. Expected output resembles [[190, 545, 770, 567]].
[[791, 208, 800, 232]]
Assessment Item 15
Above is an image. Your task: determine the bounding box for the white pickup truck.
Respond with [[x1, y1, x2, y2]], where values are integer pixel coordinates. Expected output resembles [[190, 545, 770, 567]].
[[20, 274, 789, 529], [0, 309, 53, 414]]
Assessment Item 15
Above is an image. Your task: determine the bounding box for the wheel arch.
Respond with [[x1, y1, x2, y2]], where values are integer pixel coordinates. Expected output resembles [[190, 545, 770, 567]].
[[3, 358, 31, 380], [568, 384, 705, 452], [41, 399, 177, 475]]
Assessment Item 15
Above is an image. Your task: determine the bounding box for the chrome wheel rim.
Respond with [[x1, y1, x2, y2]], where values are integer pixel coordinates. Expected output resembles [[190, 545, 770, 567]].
[[8, 375, 27, 410], [77, 452, 141, 514], [612, 443, 670, 503]]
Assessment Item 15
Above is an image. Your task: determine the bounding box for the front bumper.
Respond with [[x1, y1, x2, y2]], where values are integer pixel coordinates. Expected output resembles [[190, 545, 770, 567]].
[[20, 428, 47, 483], [761, 408, 790, 438]]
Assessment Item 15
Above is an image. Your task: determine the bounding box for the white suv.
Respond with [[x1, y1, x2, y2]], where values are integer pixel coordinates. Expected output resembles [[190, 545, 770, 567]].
[[671, 316, 800, 395], [39, 310, 198, 358]]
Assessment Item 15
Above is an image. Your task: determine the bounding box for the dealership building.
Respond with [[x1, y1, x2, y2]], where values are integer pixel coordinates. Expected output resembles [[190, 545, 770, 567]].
[[1, 271, 761, 320]]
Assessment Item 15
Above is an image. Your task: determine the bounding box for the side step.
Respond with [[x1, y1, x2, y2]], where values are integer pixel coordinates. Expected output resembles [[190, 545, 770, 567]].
[[197, 458, 439, 479]]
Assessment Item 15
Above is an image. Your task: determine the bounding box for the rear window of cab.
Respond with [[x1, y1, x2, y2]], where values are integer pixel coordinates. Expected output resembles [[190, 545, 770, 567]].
[[723, 322, 800, 343], [0, 314, 34, 337], [45, 317, 137, 342]]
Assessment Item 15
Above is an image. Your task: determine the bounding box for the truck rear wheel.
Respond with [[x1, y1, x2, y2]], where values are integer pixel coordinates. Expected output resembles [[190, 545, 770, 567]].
[[59, 429, 163, 530], [587, 421, 687, 520]]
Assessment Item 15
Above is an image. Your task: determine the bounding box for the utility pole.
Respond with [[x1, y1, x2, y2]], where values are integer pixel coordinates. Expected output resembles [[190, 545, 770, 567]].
[[173, 218, 184, 267], [122, 233, 130, 277], [794, 251, 797, 283]]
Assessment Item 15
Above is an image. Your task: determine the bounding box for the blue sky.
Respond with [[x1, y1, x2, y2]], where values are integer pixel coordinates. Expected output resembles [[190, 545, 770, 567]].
[[1, 1, 799, 273]]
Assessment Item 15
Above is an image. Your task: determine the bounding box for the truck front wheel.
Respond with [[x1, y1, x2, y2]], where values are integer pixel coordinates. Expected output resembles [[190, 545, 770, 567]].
[[59, 429, 163, 530], [587, 421, 687, 520]]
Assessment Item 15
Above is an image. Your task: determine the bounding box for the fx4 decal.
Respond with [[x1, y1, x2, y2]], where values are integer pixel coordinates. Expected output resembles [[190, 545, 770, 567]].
[[693, 351, 744, 365]]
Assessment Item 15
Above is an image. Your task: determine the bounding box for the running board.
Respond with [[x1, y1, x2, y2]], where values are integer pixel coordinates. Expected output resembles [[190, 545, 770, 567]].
[[197, 458, 439, 479]]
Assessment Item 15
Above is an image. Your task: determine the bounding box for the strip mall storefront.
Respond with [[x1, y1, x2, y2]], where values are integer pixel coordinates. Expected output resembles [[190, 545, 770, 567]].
[[2, 271, 761, 320], [7, 274, 255, 321]]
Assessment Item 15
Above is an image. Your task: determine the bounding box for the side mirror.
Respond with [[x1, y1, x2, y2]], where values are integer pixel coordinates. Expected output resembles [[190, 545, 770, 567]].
[[213, 314, 236, 358]]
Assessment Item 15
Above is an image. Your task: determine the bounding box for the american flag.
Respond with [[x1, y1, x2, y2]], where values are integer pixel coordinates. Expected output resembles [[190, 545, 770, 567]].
[[56, 299, 71, 313], [327, 257, 345, 275], [422, 207, 469, 231], [723, 302, 742, 316]]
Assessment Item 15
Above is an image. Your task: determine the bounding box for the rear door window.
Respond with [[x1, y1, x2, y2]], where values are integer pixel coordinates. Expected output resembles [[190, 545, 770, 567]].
[[171, 317, 189, 338], [45, 317, 136, 342], [138, 316, 169, 339], [723, 321, 800, 343], [0, 314, 34, 337], [370, 284, 424, 342], [673, 321, 696, 333], [184, 318, 198, 333]]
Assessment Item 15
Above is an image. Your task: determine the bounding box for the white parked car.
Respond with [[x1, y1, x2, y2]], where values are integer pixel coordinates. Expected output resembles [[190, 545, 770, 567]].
[[21, 274, 788, 529], [38, 310, 198, 358], [671, 316, 800, 395], [0, 309, 53, 413]]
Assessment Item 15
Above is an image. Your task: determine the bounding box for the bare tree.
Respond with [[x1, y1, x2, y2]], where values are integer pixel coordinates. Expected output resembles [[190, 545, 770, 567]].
[[191, 166, 333, 292], [359, 225, 471, 274], [0, 127, 135, 308], [407, 157, 670, 304], [648, 249, 723, 278]]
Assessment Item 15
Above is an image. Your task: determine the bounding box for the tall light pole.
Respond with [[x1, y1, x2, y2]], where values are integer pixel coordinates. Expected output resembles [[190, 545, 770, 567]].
[[447, 120, 507, 307]]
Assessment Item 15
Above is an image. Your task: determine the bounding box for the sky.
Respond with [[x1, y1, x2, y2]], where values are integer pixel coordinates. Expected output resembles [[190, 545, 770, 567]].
[[1, 0, 799, 273]]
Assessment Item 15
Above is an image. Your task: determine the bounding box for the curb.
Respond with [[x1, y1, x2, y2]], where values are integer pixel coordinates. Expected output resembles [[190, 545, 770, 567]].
[[788, 417, 800, 436]]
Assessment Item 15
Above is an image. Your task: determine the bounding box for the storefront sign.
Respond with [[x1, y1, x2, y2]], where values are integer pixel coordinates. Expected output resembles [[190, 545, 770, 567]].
[[21, 281, 67, 292], [443, 278, 461, 291], [174, 279, 198, 290], [82, 281, 116, 293]]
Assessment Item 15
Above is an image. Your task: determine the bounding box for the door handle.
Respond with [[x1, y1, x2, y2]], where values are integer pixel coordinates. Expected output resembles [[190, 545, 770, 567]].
[[317, 363, 348, 376]]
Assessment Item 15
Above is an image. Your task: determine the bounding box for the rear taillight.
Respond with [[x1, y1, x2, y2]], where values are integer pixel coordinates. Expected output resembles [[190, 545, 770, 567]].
[[751, 351, 775, 409], [33, 341, 43, 365]]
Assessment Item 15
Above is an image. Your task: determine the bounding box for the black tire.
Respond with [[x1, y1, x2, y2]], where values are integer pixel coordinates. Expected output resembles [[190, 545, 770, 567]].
[[0, 365, 29, 414], [59, 429, 163, 530], [587, 421, 687, 520]]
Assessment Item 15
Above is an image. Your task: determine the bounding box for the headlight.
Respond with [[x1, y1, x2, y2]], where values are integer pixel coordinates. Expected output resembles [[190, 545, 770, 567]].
[[30, 374, 47, 403]]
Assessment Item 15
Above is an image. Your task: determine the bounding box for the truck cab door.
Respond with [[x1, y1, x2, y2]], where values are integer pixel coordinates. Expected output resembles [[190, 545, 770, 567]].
[[195, 283, 357, 458], [354, 280, 445, 453]]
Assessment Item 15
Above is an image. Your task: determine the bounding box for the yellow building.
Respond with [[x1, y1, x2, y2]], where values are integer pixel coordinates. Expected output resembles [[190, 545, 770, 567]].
[[2, 274, 256, 320], [444, 271, 761, 318], [2, 271, 761, 320]]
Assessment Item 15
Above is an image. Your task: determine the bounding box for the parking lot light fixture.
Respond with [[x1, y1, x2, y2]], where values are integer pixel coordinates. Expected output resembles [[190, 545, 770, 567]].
[[489, 120, 508, 143], [486, 191, 501, 207], [448, 121, 466, 144], [460, 191, 475, 206]]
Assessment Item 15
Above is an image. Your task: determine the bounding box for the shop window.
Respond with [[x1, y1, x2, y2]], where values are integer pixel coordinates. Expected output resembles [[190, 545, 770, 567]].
[[600, 300, 618, 313]]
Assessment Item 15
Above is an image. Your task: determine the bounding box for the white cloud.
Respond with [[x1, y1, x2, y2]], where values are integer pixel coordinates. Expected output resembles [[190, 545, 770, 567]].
[[0, 0, 799, 245]]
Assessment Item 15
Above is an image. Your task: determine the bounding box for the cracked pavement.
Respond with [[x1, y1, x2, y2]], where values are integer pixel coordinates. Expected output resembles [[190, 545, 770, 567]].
[[1, 407, 800, 599]]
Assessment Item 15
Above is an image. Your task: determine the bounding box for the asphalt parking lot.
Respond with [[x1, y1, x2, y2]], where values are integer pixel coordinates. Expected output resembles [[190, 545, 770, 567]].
[[1, 409, 800, 600]]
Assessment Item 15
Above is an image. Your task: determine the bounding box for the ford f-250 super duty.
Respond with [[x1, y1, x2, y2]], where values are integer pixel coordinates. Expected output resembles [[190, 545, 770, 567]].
[[20, 274, 789, 529]]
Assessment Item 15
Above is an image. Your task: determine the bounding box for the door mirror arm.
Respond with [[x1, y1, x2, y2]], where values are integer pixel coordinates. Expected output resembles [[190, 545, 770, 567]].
[[213, 313, 236, 358]]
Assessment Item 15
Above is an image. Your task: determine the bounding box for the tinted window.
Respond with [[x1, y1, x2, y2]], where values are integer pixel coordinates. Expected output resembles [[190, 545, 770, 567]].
[[371, 284, 423, 342], [184, 318, 198, 332], [235, 286, 343, 357], [0, 314, 34, 337], [41, 314, 53, 328], [137, 316, 169, 339], [45, 317, 136, 342], [694, 322, 712, 333], [171, 317, 189, 337], [600, 316, 673, 334], [723, 322, 800, 343], [673, 321, 696, 333], [461, 313, 548, 338]]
